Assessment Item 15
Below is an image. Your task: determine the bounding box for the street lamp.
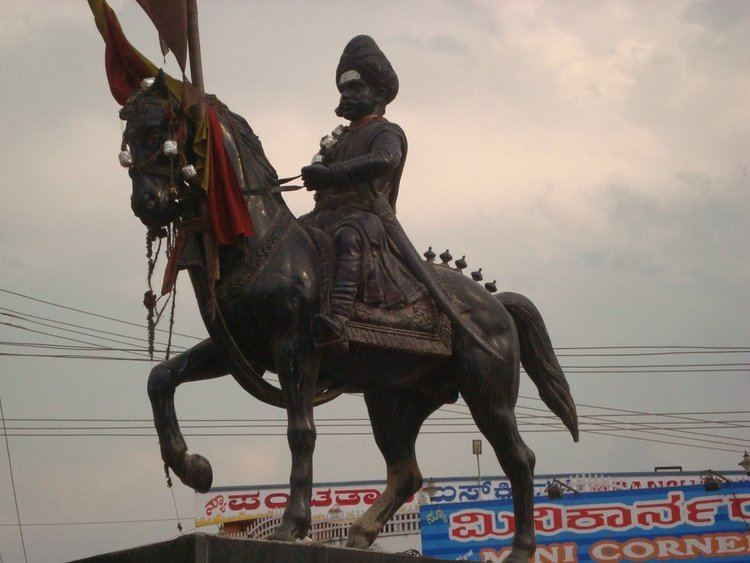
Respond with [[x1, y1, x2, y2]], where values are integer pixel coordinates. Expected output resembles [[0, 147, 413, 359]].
[[545, 479, 579, 500], [701, 470, 730, 492], [418, 477, 440, 505], [739, 451, 750, 476], [472, 439, 482, 485]]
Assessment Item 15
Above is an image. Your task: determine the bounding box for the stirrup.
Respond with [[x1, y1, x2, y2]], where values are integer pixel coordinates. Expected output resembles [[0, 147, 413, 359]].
[[312, 314, 349, 353]]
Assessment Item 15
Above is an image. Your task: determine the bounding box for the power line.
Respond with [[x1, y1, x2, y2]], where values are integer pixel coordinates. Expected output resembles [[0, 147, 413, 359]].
[[515, 405, 749, 448], [2, 352, 748, 374], [442, 397, 750, 450], [517, 395, 750, 440], [557, 350, 750, 357], [4, 410, 748, 422], [4, 288, 749, 352], [0, 397, 28, 563], [0, 428, 740, 453], [0, 341, 153, 352], [0, 318, 154, 358], [0, 288, 201, 341], [0, 322, 151, 359], [0, 352, 153, 362], [561, 363, 750, 368], [3, 420, 749, 431], [563, 369, 747, 373], [554, 345, 750, 350], [0, 307, 188, 351], [0, 517, 181, 527]]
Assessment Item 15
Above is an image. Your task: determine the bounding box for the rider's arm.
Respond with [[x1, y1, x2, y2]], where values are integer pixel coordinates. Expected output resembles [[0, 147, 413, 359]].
[[327, 128, 403, 185]]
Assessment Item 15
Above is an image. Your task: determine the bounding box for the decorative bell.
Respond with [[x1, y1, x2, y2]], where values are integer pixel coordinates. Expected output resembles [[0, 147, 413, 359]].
[[423, 247, 436, 262], [484, 280, 498, 293], [439, 249, 453, 265], [118, 149, 133, 167], [311, 154, 324, 165], [140, 77, 155, 91], [320, 135, 336, 151], [471, 268, 483, 282], [162, 140, 178, 157], [181, 164, 197, 180], [455, 256, 467, 272]]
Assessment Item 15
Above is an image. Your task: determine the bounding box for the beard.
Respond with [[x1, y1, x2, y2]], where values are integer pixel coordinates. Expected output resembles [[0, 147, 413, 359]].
[[335, 98, 371, 121]]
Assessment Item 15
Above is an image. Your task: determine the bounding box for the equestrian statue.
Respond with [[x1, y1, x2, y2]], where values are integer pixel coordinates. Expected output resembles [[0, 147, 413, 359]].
[[88, 2, 578, 559]]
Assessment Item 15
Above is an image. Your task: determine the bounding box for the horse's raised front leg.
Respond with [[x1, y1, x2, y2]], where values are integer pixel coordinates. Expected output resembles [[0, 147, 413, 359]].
[[268, 336, 319, 541], [347, 387, 442, 549], [148, 338, 228, 493]]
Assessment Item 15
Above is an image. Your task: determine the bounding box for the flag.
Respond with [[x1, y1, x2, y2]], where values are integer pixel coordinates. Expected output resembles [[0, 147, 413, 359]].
[[134, 0, 188, 73], [87, 0, 182, 105], [88, 0, 254, 253]]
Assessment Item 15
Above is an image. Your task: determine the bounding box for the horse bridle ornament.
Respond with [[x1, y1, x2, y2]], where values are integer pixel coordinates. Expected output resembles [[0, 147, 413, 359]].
[[118, 78, 198, 205]]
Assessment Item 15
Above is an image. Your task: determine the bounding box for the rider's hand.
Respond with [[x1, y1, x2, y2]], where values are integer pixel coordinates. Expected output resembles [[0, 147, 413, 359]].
[[302, 164, 331, 191]]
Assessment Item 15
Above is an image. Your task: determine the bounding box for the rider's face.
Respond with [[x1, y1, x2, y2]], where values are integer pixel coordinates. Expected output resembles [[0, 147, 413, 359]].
[[335, 75, 378, 122]]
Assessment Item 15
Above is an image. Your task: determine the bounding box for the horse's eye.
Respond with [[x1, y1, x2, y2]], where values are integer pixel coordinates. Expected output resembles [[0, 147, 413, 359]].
[[146, 128, 162, 145]]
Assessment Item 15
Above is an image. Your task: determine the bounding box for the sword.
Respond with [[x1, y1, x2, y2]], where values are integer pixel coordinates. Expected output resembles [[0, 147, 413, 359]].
[[371, 196, 506, 365]]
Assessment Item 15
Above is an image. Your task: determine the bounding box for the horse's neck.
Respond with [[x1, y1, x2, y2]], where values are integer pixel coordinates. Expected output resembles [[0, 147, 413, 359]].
[[247, 192, 287, 239], [216, 192, 295, 279], [210, 103, 296, 274]]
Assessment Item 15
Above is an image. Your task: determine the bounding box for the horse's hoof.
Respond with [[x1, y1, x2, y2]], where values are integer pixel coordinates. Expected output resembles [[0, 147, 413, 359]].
[[345, 536, 371, 550], [266, 530, 296, 543], [184, 453, 213, 493], [346, 525, 375, 550]]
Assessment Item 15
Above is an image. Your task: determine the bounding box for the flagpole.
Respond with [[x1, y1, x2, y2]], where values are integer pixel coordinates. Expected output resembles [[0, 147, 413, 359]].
[[187, 0, 205, 113]]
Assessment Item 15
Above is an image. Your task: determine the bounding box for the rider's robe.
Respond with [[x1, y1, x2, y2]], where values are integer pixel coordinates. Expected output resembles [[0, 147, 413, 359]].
[[300, 118, 425, 308]]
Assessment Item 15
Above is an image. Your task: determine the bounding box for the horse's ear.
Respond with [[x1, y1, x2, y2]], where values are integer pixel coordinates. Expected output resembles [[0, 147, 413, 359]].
[[150, 69, 170, 98]]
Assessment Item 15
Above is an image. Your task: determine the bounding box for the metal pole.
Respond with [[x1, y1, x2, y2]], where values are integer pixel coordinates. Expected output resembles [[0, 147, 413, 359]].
[[476, 453, 481, 486], [186, 0, 204, 95]]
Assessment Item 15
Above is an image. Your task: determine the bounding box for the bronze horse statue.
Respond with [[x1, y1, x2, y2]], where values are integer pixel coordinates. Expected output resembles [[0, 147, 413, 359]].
[[121, 72, 578, 560]]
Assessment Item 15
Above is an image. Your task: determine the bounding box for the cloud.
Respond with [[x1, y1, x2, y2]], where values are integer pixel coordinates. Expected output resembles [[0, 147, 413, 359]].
[[684, 0, 750, 31], [398, 32, 469, 56]]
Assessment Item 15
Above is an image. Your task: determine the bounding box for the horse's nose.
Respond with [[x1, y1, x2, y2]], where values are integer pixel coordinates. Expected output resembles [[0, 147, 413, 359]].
[[141, 191, 157, 210]]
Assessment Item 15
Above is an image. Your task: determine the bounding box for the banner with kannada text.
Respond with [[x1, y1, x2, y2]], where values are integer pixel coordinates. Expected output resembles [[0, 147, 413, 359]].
[[420, 482, 750, 561], [194, 471, 746, 528]]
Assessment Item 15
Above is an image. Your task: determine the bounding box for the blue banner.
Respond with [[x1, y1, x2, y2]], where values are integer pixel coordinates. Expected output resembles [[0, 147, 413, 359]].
[[420, 482, 750, 561]]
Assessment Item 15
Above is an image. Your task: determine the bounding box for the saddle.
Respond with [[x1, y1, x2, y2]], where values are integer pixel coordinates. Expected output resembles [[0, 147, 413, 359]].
[[306, 226, 455, 357]]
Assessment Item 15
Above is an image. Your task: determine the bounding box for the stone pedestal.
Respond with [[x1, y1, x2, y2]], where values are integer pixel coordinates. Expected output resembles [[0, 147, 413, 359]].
[[73, 533, 446, 562]]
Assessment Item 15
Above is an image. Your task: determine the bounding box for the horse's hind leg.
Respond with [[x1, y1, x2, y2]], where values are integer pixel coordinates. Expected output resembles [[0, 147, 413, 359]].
[[346, 388, 442, 549], [459, 354, 536, 561], [148, 339, 228, 493]]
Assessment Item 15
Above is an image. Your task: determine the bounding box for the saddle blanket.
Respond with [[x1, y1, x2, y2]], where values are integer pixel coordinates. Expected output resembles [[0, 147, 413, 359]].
[[308, 226, 454, 357]]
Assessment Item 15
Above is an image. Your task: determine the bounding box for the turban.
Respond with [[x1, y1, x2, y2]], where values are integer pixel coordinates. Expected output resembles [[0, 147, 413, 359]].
[[336, 35, 399, 104]]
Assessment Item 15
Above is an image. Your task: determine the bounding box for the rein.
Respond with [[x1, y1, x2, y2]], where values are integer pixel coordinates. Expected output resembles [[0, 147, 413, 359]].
[[248, 173, 304, 194]]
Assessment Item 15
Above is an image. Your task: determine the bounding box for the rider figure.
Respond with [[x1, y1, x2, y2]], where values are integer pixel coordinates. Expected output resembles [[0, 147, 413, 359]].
[[301, 35, 425, 352]]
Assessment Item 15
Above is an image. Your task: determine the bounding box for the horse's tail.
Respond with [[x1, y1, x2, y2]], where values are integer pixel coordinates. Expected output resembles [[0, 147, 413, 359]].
[[496, 292, 579, 442]]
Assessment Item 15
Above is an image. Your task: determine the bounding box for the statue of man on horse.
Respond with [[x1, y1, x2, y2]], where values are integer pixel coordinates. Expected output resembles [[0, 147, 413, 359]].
[[87, 3, 580, 559], [300, 35, 425, 352]]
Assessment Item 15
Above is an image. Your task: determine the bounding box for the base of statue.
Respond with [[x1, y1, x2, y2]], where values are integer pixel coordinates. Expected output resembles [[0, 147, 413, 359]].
[[73, 532, 445, 562]]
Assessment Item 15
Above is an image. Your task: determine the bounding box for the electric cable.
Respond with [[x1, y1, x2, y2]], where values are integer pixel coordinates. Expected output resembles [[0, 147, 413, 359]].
[[0, 307, 188, 351], [0, 288, 201, 341], [0, 397, 28, 563]]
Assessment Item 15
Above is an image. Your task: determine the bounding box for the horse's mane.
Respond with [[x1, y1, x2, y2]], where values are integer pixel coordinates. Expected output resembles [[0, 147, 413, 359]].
[[206, 95, 281, 200]]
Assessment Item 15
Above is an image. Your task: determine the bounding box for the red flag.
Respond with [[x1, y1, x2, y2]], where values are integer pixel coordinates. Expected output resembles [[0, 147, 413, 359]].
[[206, 108, 255, 245], [134, 0, 188, 73], [88, 0, 183, 105]]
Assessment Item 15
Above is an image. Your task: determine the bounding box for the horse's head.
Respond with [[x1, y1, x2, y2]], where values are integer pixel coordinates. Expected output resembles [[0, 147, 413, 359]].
[[119, 71, 193, 230]]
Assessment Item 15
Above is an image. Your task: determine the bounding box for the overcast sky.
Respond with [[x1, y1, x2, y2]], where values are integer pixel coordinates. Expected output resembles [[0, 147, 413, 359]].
[[0, 0, 748, 561]]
